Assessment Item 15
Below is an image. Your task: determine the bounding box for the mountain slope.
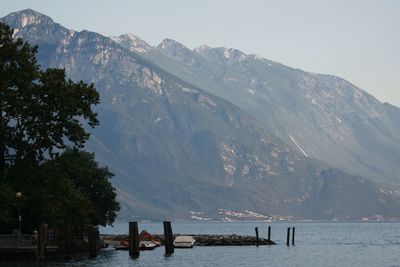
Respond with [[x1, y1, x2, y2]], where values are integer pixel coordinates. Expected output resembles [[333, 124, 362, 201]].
[[117, 37, 400, 189], [2, 9, 399, 220]]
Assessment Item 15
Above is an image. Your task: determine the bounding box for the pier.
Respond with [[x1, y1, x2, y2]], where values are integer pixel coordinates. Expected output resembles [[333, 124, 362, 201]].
[[0, 231, 58, 260]]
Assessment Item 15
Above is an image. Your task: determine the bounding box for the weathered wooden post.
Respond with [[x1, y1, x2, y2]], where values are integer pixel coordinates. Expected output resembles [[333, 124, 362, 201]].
[[292, 227, 295, 246], [268, 226, 271, 241], [88, 226, 99, 258], [286, 227, 290, 247], [255, 227, 259, 246], [38, 223, 47, 260], [129, 221, 140, 258], [163, 221, 174, 255]]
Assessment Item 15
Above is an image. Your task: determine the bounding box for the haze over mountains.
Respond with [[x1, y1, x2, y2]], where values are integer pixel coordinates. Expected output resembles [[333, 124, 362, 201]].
[[2, 9, 400, 221], [118, 34, 400, 188]]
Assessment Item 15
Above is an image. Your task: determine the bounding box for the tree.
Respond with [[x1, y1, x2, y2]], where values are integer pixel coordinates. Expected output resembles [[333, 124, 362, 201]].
[[5, 149, 120, 236], [0, 23, 119, 237], [0, 22, 99, 179], [0, 181, 14, 232], [40, 149, 120, 228]]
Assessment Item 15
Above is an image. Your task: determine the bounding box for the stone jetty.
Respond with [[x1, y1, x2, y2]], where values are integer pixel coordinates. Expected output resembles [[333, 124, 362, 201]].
[[101, 234, 276, 246]]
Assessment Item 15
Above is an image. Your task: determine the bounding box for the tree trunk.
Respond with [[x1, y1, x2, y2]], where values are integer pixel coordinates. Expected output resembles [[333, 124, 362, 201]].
[[64, 225, 72, 260], [0, 113, 5, 180], [0, 144, 5, 180]]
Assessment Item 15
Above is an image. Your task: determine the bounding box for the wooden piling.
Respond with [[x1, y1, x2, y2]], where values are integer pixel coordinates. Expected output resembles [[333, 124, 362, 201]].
[[163, 221, 174, 255], [129, 221, 140, 258], [268, 226, 271, 241], [292, 227, 295, 246], [286, 227, 290, 247], [255, 227, 259, 246]]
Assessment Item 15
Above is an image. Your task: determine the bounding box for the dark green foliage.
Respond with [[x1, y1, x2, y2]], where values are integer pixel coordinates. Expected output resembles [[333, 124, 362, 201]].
[[5, 150, 119, 235], [0, 152, 120, 236], [0, 22, 99, 179], [0, 181, 14, 232], [5, 157, 43, 233], [40, 149, 120, 228], [0, 22, 119, 235]]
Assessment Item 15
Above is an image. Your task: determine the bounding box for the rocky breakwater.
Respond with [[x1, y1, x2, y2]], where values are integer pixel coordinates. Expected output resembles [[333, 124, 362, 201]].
[[102, 234, 276, 246], [179, 234, 275, 246]]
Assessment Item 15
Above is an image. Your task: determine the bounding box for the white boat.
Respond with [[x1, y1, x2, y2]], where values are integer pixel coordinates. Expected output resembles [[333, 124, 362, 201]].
[[139, 240, 158, 250], [173, 236, 195, 248]]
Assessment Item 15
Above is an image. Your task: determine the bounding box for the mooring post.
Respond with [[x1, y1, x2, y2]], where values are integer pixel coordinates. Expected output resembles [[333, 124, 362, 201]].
[[38, 223, 47, 260], [268, 226, 271, 241], [88, 226, 99, 258], [129, 221, 140, 258], [163, 221, 174, 255], [292, 227, 295, 246], [286, 227, 290, 247], [255, 227, 259, 246]]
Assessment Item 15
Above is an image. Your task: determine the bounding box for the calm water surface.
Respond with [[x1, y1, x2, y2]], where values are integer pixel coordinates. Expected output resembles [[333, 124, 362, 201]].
[[4, 222, 400, 267]]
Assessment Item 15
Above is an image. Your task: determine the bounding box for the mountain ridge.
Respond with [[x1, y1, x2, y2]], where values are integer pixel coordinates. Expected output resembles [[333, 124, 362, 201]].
[[134, 34, 400, 189], [2, 9, 399, 221]]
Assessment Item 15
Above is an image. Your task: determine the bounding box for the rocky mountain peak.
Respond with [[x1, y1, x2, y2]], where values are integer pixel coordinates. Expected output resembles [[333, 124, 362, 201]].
[[1, 9, 73, 45], [194, 44, 211, 53], [110, 33, 152, 53], [3, 9, 54, 29], [220, 47, 247, 60], [195, 45, 247, 65], [156, 38, 197, 65], [157, 38, 188, 52]]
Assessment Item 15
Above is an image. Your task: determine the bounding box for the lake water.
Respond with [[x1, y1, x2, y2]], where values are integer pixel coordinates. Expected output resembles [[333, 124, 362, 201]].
[[4, 222, 400, 267]]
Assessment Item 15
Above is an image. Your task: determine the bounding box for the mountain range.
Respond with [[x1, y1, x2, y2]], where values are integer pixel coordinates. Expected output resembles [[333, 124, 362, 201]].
[[2, 9, 400, 221], [121, 35, 400, 189]]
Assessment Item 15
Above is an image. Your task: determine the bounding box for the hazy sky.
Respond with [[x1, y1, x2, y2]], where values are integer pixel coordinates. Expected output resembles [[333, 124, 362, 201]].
[[1, 0, 399, 107]]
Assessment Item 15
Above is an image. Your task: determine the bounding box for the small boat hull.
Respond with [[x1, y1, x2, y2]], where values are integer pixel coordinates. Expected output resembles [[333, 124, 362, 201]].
[[114, 231, 161, 251], [173, 236, 195, 248], [139, 241, 157, 250]]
